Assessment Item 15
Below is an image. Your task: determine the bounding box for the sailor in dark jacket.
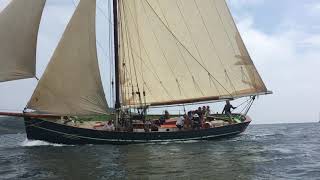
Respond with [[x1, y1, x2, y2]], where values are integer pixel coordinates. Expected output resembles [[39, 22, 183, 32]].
[[222, 100, 236, 115]]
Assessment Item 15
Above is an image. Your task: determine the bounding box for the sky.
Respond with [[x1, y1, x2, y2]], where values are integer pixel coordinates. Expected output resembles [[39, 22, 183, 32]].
[[0, 0, 320, 124]]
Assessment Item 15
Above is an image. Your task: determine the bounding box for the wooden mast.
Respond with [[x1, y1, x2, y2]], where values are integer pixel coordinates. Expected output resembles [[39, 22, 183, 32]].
[[113, 0, 120, 110]]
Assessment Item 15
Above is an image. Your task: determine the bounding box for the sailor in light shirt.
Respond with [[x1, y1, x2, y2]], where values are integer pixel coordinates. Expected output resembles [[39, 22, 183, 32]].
[[176, 116, 184, 130]]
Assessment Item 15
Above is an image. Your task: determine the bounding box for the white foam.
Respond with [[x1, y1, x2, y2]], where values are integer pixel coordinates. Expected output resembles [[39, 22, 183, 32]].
[[20, 139, 67, 147], [144, 139, 201, 145]]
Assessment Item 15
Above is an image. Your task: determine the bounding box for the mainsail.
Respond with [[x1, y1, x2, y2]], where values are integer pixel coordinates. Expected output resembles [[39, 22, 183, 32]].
[[0, 0, 46, 82], [27, 0, 109, 115], [118, 0, 268, 106]]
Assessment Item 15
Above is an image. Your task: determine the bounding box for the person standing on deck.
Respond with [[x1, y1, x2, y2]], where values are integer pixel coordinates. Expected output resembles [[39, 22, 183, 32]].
[[184, 114, 191, 129], [222, 100, 236, 116], [192, 113, 201, 130], [198, 107, 205, 128], [206, 106, 211, 117], [202, 106, 206, 116]]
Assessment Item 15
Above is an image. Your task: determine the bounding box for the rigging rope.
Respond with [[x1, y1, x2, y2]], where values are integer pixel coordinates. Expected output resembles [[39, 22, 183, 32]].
[[178, 0, 234, 96], [140, 1, 186, 99], [244, 96, 256, 115], [120, 2, 174, 101], [122, 3, 143, 106], [235, 98, 251, 109], [211, 0, 237, 55], [193, 0, 227, 68], [225, 69, 238, 96], [153, 1, 207, 96], [233, 96, 256, 115]]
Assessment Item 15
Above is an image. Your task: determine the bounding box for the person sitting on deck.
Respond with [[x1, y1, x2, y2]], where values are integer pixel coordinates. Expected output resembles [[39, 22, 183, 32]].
[[150, 120, 159, 131], [144, 120, 152, 132], [104, 120, 115, 131], [176, 116, 184, 130], [222, 100, 236, 116], [159, 110, 170, 125], [62, 116, 72, 125]]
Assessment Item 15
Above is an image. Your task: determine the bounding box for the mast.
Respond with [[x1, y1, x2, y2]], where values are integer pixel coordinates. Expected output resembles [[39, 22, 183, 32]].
[[113, 0, 120, 109]]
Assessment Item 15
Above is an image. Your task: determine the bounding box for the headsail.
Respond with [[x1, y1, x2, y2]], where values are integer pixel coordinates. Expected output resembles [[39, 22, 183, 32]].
[[0, 0, 46, 82], [27, 0, 109, 115], [118, 0, 269, 106]]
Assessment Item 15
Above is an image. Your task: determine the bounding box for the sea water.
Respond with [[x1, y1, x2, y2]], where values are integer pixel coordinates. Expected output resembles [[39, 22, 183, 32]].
[[0, 118, 319, 180]]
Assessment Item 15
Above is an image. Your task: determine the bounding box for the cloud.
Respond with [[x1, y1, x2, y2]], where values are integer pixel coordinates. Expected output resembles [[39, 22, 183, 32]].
[[236, 15, 320, 124], [0, 0, 10, 12], [0, 0, 319, 124], [300, 35, 320, 48], [306, 2, 320, 14]]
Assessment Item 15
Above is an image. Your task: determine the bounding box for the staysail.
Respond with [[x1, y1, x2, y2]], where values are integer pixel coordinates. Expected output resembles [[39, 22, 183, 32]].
[[118, 0, 268, 106], [27, 0, 109, 115], [0, 0, 46, 82]]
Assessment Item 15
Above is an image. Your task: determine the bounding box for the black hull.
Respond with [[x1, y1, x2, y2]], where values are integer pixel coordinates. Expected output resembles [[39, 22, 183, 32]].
[[24, 118, 251, 145]]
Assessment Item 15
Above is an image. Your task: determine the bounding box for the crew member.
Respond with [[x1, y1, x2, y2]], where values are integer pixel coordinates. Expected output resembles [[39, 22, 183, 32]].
[[222, 100, 236, 116], [176, 116, 184, 130], [104, 120, 115, 131]]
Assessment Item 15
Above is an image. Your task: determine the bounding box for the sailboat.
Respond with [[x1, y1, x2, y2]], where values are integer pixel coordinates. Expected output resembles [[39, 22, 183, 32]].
[[0, 0, 271, 145]]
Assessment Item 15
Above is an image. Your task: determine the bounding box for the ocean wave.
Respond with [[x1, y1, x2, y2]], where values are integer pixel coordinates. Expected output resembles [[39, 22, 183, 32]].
[[20, 139, 69, 147], [270, 147, 294, 154], [143, 139, 201, 145], [254, 133, 285, 138]]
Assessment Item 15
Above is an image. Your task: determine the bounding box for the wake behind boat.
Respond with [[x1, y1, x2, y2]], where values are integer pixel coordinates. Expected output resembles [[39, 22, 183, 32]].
[[0, 0, 271, 145]]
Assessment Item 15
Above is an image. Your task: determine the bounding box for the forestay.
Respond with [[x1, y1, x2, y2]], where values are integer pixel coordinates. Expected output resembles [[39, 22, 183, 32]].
[[0, 0, 46, 82], [118, 0, 268, 106], [27, 0, 109, 115]]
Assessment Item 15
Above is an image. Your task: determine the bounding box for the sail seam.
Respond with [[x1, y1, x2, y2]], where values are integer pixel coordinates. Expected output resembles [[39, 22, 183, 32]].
[[221, 0, 267, 93], [143, 0, 233, 97], [121, 1, 174, 103], [155, 0, 207, 98], [192, 0, 238, 96], [193, 0, 239, 94], [140, 0, 187, 100]]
